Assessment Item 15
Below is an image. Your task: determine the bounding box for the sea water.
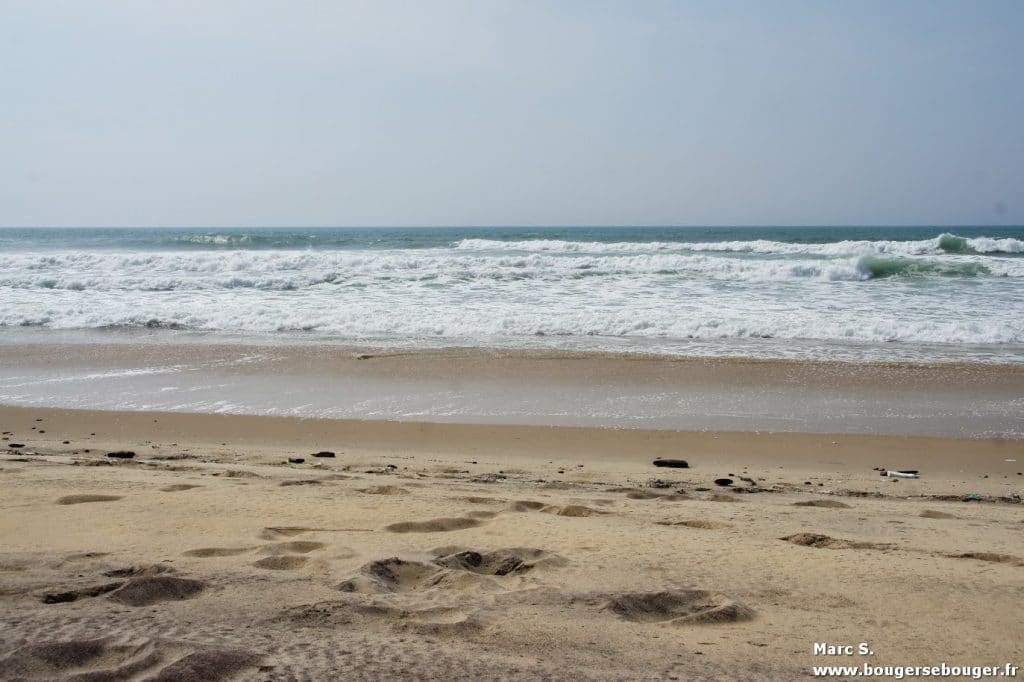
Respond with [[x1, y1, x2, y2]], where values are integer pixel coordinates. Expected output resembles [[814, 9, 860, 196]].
[[1, 226, 1022, 363]]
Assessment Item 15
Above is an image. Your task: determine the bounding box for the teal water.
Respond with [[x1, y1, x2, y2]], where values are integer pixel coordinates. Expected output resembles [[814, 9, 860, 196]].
[[1, 225, 1022, 251]]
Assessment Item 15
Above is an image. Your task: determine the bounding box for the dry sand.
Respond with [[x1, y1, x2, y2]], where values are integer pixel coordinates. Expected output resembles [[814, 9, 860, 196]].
[[1, 405, 1022, 680]]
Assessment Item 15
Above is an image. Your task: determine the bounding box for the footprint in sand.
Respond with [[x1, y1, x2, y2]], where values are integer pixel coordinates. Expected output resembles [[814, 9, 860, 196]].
[[605, 589, 755, 625], [259, 526, 322, 540], [945, 552, 1024, 567], [508, 501, 605, 517], [792, 500, 851, 509], [280, 600, 483, 637], [433, 548, 567, 576], [258, 541, 326, 555], [254, 556, 310, 570], [657, 520, 733, 530], [781, 533, 893, 550], [625, 490, 663, 500], [102, 564, 175, 578], [359, 485, 409, 495], [543, 504, 604, 517], [920, 510, 957, 519], [338, 548, 564, 593], [510, 500, 546, 512], [704, 494, 741, 503], [40, 581, 124, 604], [252, 540, 330, 570], [0, 639, 260, 681], [57, 494, 122, 505], [183, 547, 255, 558], [385, 517, 482, 533]]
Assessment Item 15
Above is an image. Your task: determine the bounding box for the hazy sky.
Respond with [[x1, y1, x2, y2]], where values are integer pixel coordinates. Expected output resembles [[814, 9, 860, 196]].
[[2, 1, 1022, 227]]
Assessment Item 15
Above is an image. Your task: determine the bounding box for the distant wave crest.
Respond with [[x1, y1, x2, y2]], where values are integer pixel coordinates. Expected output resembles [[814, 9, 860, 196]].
[[453, 233, 1024, 256]]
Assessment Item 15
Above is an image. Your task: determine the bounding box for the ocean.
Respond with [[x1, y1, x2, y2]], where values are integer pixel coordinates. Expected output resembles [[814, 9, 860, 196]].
[[1, 226, 1022, 364]]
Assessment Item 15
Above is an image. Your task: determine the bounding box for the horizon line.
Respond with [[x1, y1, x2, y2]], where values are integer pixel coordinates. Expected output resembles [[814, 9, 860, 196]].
[[1, 224, 1022, 230]]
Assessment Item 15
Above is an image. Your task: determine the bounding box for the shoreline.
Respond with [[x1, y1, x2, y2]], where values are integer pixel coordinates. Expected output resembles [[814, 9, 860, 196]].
[[2, 339, 1022, 438], [3, 325, 1024, 367]]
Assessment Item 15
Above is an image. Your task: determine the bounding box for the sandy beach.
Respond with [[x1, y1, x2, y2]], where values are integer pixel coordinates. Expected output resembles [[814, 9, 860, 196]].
[[5, 1, 1024, 677], [1, 351, 1022, 680]]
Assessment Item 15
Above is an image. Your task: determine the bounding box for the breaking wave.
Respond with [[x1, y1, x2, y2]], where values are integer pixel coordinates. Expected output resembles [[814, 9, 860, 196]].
[[453, 233, 1024, 256], [0, 248, 1017, 293], [1, 228, 1021, 359]]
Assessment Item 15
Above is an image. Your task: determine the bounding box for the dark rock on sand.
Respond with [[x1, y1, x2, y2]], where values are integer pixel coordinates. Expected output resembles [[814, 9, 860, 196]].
[[653, 458, 689, 468], [714, 478, 734, 487], [8, 443, 25, 448], [312, 451, 336, 458], [288, 458, 305, 464], [106, 451, 135, 459]]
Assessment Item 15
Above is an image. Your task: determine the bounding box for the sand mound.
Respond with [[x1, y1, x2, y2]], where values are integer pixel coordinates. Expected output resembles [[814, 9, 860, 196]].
[[658, 493, 692, 501], [460, 496, 501, 504], [781, 533, 891, 550], [359, 485, 409, 495], [793, 500, 852, 508], [705, 494, 740, 503], [183, 547, 253, 558], [258, 541, 325, 555], [56, 494, 122, 505], [947, 552, 1024, 566], [159, 484, 200, 492], [606, 590, 755, 624], [511, 500, 546, 512], [920, 510, 957, 519], [279, 479, 322, 486], [254, 555, 309, 570], [385, 517, 481, 533], [434, 548, 566, 576], [107, 576, 205, 606], [41, 581, 123, 604], [148, 649, 261, 682], [658, 520, 732, 530]]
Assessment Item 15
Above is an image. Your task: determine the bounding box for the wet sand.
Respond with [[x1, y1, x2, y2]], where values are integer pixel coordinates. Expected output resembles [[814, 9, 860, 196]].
[[1, 340, 1023, 436], [1, 404, 1022, 680]]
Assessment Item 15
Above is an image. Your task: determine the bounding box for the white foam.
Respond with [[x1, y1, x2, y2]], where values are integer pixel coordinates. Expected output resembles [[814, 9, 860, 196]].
[[0, 240, 1022, 356]]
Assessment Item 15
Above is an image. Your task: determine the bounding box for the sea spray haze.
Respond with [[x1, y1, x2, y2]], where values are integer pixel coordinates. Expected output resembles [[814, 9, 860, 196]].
[[0, 226, 1021, 364]]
